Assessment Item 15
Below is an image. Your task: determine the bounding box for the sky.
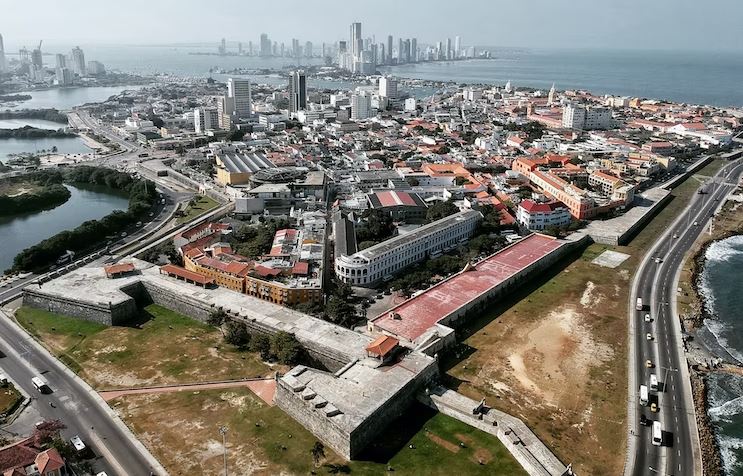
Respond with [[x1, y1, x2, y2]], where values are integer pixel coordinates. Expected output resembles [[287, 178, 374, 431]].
[[2, 0, 742, 52]]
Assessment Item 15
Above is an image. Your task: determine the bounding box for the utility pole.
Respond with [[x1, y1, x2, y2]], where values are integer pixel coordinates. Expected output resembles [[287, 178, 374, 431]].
[[219, 425, 228, 476]]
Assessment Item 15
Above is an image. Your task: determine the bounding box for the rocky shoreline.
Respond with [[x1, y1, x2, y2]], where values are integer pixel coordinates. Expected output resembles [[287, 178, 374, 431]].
[[690, 370, 724, 476]]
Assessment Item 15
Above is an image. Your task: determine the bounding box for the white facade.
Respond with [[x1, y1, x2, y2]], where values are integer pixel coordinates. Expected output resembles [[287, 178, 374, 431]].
[[227, 78, 252, 117], [562, 103, 612, 130], [194, 107, 218, 133], [404, 98, 417, 112], [334, 210, 481, 287], [0, 33, 5, 72], [379, 76, 398, 99], [55, 67, 73, 86], [351, 92, 372, 120], [87, 60, 105, 76], [517, 201, 571, 231], [71, 46, 86, 76]]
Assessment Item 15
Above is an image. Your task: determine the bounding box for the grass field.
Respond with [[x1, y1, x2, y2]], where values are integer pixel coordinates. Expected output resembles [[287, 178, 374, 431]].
[[176, 195, 219, 224], [15, 304, 272, 389], [113, 389, 526, 476], [0, 383, 23, 417], [0, 180, 42, 197], [441, 159, 725, 475]]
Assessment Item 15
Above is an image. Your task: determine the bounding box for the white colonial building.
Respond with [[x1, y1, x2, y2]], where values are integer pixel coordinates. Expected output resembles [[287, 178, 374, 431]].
[[335, 210, 482, 287]]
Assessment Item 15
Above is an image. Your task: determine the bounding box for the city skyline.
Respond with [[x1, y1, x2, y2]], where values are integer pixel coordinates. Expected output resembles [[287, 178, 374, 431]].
[[2, 0, 743, 52]]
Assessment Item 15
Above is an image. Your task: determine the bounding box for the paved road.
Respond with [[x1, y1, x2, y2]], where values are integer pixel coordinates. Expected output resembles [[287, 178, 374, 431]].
[[629, 158, 743, 476], [0, 309, 163, 475]]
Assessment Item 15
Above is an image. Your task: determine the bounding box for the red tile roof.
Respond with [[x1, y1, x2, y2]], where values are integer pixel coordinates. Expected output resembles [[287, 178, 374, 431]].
[[365, 335, 399, 357], [104, 262, 135, 276], [160, 264, 215, 285]]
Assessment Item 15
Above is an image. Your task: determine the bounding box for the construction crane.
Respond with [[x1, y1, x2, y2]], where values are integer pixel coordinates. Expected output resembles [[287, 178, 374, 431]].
[[37, 40, 43, 51]]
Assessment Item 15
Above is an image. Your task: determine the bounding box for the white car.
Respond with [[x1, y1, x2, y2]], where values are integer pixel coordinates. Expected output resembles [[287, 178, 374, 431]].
[[646, 333, 654, 341], [70, 435, 86, 452], [96, 473, 108, 476], [644, 314, 651, 322], [693, 221, 699, 226]]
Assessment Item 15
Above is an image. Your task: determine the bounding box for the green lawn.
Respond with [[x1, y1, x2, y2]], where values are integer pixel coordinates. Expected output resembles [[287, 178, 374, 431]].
[[0, 383, 23, 417], [116, 387, 526, 476], [15, 304, 271, 389], [176, 195, 219, 224]]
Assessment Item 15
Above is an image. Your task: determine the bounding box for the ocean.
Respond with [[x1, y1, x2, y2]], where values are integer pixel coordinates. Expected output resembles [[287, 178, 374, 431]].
[[699, 236, 743, 475], [10, 45, 743, 107]]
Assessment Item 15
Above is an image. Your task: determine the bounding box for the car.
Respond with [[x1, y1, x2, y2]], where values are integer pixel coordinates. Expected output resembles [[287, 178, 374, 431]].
[[70, 435, 86, 452], [650, 402, 658, 413], [120, 232, 127, 237], [646, 360, 654, 368], [646, 333, 653, 341], [644, 314, 651, 322], [693, 221, 699, 226], [673, 233, 679, 239], [640, 414, 649, 426], [654, 257, 662, 264], [96, 473, 109, 476]]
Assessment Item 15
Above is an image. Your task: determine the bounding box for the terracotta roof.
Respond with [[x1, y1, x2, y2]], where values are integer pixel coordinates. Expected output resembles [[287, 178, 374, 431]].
[[292, 261, 309, 276], [35, 449, 65, 473], [365, 335, 399, 357], [160, 264, 215, 285], [104, 262, 135, 276]]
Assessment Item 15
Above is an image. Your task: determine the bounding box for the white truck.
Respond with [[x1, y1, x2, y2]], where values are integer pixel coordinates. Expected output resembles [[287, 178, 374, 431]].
[[650, 374, 658, 391], [639, 385, 649, 406], [652, 421, 662, 446], [636, 297, 643, 311]]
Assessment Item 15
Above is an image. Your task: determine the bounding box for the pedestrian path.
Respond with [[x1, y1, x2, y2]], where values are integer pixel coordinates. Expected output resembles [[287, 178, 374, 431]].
[[99, 378, 277, 406]]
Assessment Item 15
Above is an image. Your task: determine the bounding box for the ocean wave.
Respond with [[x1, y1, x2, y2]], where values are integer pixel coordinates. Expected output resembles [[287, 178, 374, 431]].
[[705, 235, 743, 264], [704, 319, 743, 364], [709, 395, 743, 422], [717, 434, 743, 475]]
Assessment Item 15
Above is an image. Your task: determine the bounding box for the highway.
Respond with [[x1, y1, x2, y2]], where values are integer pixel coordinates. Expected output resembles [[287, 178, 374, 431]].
[[0, 307, 163, 475], [628, 157, 743, 476]]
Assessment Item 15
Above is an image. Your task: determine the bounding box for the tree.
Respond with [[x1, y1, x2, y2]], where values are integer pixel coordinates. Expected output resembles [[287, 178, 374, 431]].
[[426, 200, 459, 223], [224, 321, 250, 348], [325, 296, 356, 327], [249, 333, 272, 360], [270, 331, 302, 365], [207, 309, 228, 336], [311, 441, 326, 467]]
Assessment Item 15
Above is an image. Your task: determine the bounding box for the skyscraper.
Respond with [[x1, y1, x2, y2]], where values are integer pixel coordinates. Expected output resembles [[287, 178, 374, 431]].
[[0, 34, 6, 73], [288, 70, 307, 113], [387, 35, 393, 64], [410, 38, 417, 63], [305, 41, 313, 58], [350, 22, 362, 60], [55, 54, 66, 69], [398, 38, 405, 63], [379, 76, 398, 99], [351, 91, 372, 120], [454, 36, 461, 59], [227, 78, 252, 118], [71, 46, 86, 76], [446, 38, 452, 60], [260, 34, 271, 57], [31, 47, 43, 69]]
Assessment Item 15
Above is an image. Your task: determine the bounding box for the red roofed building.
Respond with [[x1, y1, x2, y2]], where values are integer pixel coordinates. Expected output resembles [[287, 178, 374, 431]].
[[516, 200, 572, 231], [365, 335, 399, 361], [0, 436, 66, 476], [367, 190, 428, 223]]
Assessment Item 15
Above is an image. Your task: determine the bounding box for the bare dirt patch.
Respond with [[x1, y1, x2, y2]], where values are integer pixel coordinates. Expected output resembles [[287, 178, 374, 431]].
[[425, 431, 461, 453], [472, 447, 493, 465]]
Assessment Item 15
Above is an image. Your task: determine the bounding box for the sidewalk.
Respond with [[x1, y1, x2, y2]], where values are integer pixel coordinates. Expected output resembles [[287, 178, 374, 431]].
[[99, 378, 276, 406]]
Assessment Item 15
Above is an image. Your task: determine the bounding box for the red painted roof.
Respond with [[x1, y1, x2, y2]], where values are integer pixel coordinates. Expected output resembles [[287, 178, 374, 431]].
[[104, 262, 135, 276], [160, 264, 215, 285], [519, 199, 567, 214], [366, 335, 399, 357], [372, 234, 563, 341], [292, 261, 309, 276]]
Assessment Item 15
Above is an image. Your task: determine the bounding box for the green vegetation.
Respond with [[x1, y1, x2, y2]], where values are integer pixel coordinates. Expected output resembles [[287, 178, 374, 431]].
[[0, 170, 71, 216], [0, 109, 68, 124], [117, 388, 525, 476], [0, 126, 76, 139], [9, 166, 158, 273], [426, 200, 459, 223], [0, 94, 32, 103], [16, 304, 271, 389], [0, 383, 23, 419], [226, 217, 290, 258], [354, 208, 395, 248], [175, 194, 219, 224]]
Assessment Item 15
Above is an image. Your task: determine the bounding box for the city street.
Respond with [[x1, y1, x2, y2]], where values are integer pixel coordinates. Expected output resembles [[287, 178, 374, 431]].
[[628, 158, 743, 476]]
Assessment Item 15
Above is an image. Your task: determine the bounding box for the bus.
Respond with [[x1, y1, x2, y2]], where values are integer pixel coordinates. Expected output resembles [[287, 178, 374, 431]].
[[650, 374, 659, 391], [636, 298, 643, 311], [639, 385, 649, 405], [652, 421, 662, 446], [31, 376, 48, 393]]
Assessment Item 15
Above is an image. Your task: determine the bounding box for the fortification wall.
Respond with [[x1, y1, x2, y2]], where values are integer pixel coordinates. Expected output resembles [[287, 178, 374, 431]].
[[21, 288, 136, 326]]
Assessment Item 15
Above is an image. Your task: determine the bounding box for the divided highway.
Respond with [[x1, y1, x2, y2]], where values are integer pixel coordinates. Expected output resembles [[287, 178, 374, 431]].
[[628, 158, 743, 476]]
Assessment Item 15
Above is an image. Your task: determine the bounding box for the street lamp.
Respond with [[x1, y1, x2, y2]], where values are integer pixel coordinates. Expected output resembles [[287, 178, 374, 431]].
[[219, 425, 228, 476]]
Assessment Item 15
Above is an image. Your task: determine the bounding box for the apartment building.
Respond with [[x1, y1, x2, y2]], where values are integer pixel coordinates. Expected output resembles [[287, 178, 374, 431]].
[[517, 200, 571, 231], [334, 210, 482, 287]]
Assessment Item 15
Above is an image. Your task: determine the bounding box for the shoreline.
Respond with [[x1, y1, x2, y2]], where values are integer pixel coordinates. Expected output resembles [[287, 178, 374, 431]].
[[680, 193, 743, 475]]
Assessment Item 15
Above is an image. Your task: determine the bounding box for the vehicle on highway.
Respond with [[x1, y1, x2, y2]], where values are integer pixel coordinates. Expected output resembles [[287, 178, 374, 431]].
[[654, 257, 662, 264], [673, 233, 679, 239], [636, 297, 643, 311], [650, 374, 658, 391], [70, 435, 86, 452], [640, 414, 648, 426], [693, 221, 699, 226], [96, 473, 109, 476], [136, 221, 142, 227], [639, 385, 649, 405], [646, 333, 654, 341], [652, 421, 662, 446], [121, 232, 127, 237], [31, 376, 50, 393], [644, 313, 651, 322], [646, 359, 654, 368], [650, 402, 658, 413]]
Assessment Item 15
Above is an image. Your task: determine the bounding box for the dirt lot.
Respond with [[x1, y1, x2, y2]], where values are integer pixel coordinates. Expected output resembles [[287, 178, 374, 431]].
[[113, 388, 525, 476], [443, 160, 727, 475], [16, 304, 273, 389]]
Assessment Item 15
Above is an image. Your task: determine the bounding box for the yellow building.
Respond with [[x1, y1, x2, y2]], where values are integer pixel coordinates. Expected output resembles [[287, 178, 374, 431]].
[[214, 152, 275, 186]]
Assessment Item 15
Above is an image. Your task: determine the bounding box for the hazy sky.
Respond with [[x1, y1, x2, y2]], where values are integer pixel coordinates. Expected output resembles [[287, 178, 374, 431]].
[[2, 0, 742, 51]]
